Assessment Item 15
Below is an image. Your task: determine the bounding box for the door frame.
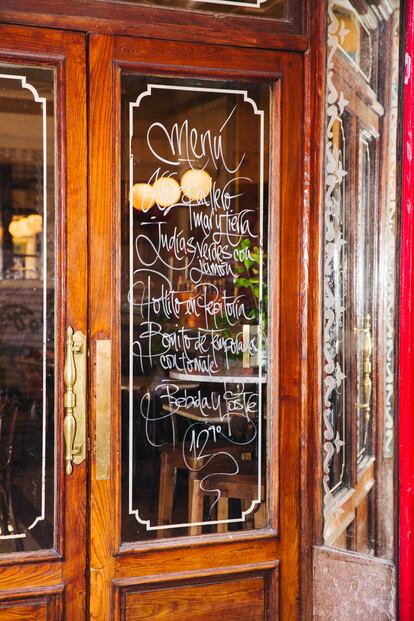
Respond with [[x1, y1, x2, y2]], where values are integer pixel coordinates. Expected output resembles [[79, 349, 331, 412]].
[[88, 32, 308, 621], [0, 23, 87, 618], [399, 0, 414, 617], [0, 0, 307, 49], [0, 1, 325, 618]]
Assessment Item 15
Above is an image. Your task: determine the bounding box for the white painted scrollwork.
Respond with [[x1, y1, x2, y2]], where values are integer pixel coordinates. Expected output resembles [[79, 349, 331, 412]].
[[323, 6, 349, 525], [128, 83, 266, 532], [384, 16, 400, 459], [0, 73, 48, 540]]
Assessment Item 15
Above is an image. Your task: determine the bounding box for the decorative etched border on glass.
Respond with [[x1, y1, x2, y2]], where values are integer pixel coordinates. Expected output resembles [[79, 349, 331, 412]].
[[126, 81, 267, 534], [323, 0, 400, 560], [331, 1, 373, 84], [323, 5, 349, 524], [0, 72, 49, 543], [383, 15, 400, 459]]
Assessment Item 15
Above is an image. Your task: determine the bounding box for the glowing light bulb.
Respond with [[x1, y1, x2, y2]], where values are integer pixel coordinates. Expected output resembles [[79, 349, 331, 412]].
[[9, 215, 42, 238], [153, 177, 181, 208], [181, 169, 212, 202], [27, 214, 43, 234], [8, 219, 21, 238], [132, 183, 155, 212]]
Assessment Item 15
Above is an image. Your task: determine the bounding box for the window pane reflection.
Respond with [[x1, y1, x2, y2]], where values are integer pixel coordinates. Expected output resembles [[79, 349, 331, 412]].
[[323, 1, 400, 561], [0, 66, 55, 553], [121, 76, 270, 541]]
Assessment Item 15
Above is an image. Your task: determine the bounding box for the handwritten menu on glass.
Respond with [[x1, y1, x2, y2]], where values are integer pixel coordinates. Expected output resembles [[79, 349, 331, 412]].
[[121, 78, 269, 540]]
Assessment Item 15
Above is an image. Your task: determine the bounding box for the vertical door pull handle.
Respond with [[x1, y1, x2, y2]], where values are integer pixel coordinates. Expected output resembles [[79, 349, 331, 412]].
[[64, 326, 87, 475], [354, 313, 372, 410]]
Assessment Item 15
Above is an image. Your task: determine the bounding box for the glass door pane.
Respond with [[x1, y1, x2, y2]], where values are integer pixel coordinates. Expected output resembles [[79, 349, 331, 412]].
[[121, 75, 270, 541], [0, 66, 55, 553], [322, 0, 400, 560]]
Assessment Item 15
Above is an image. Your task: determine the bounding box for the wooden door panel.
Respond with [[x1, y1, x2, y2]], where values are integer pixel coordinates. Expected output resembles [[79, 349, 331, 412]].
[[0, 564, 61, 592], [114, 539, 278, 578], [0, 591, 63, 621], [118, 574, 269, 621], [89, 33, 304, 621], [0, 604, 49, 621], [0, 0, 307, 51], [0, 24, 87, 619]]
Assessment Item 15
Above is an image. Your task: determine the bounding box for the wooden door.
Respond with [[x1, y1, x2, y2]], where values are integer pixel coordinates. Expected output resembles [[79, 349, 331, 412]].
[[88, 34, 305, 620], [0, 24, 87, 619], [322, 2, 398, 556]]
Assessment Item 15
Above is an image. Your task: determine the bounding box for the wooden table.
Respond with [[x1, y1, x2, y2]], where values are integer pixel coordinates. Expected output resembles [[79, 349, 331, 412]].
[[169, 369, 267, 384], [161, 403, 246, 424]]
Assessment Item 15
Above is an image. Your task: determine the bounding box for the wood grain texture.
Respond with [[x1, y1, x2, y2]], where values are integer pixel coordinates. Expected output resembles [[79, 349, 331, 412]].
[[305, 3, 327, 619], [0, 589, 63, 621], [0, 23, 65, 59], [275, 52, 304, 621], [324, 459, 375, 548], [88, 31, 305, 620], [0, 0, 307, 52], [61, 30, 88, 620], [0, 3, 335, 620], [0, 23, 87, 619], [121, 575, 266, 621], [375, 14, 399, 562], [0, 564, 61, 592], [113, 36, 281, 76], [88, 34, 116, 621], [0, 601, 49, 621], [115, 541, 279, 580]]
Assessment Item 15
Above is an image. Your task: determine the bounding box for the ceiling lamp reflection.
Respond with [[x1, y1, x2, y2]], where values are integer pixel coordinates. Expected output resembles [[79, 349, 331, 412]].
[[181, 169, 212, 201], [132, 183, 155, 212], [153, 177, 181, 208], [9, 214, 42, 238]]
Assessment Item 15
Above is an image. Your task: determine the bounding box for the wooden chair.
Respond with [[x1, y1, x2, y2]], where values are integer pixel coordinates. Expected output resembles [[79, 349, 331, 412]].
[[0, 390, 21, 549], [157, 442, 251, 537], [188, 460, 266, 535]]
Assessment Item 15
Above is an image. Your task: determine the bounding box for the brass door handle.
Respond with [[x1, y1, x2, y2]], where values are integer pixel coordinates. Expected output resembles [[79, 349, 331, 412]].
[[64, 326, 87, 475], [354, 314, 372, 449], [354, 313, 372, 411]]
